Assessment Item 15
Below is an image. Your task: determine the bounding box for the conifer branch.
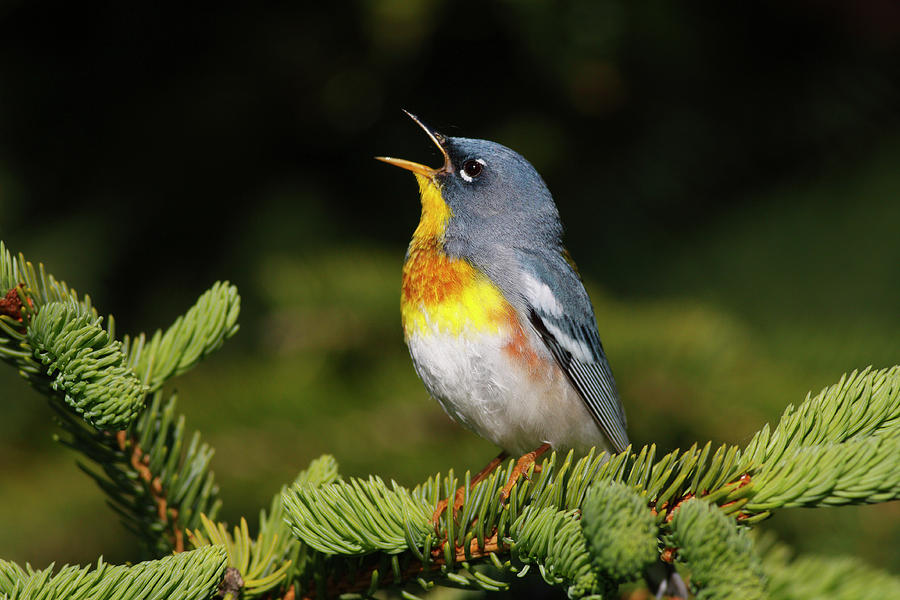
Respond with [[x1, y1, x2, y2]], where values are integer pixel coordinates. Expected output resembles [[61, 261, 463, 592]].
[[668, 498, 766, 599], [0, 242, 236, 556], [581, 482, 659, 583], [281, 367, 900, 598], [187, 455, 340, 599], [742, 367, 899, 510], [0, 243, 127, 427], [760, 534, 900, 600], [2, 239, 899, 599], [53, 388, 221, 555], [121, 281, 240, 393], [0, 546, 227, 600], [28, 301, 147, 430], [0, 242, 92, 311]]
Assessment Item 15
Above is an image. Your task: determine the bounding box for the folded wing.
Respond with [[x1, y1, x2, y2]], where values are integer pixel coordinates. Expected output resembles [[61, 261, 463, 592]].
[[520, 265, 630, 453]]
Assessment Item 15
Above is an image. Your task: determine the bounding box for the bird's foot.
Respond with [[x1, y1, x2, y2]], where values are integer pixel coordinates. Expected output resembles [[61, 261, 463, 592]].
[[499, 443, 551, 502], [431, 451, 509, 527], [430, 486, 466, 526]]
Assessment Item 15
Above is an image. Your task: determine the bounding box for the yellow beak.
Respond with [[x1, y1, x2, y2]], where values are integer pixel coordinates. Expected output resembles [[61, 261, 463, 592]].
[[376, 110, 453, 177]]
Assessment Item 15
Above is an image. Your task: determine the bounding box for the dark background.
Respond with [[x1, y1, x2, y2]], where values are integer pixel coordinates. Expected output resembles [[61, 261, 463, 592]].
[[1, 0, 898, 588]]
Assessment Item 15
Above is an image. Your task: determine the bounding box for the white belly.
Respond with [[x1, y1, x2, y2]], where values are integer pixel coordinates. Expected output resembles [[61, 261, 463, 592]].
[[406, 320, 610, 456]]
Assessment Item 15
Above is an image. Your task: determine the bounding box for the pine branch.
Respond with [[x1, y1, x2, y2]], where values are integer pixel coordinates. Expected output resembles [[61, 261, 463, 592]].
[[742, 367, 900, 510], [0, 546, 227, 600], [280, 367, 900, 598], [121, 281, 240, 393], [760, 535, 900, 600], [3, 238, 899, 599], [28, 301, 147, 430], [55, 390, 222, 555], [668, 498, 766, 599], [581, 482, 659, 583], [0, 242, 93, 310], [513, 504, 612, 597], [187, 455, 340, 599], [0, 241, 236, 556], [0, 243, 135, 429], [283, 476, 433, 555]]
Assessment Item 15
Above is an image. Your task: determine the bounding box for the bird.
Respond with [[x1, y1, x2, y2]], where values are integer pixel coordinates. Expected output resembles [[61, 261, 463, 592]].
[[378, 115, 689, 598], [376, 111, 629, 502]]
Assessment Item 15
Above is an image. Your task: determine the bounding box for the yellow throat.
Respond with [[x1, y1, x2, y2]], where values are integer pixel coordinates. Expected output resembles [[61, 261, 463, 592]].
[[401, 175, 510, 338]]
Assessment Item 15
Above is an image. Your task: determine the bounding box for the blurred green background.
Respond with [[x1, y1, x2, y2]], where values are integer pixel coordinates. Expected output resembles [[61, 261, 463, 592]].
[[0, 0, 898, 585]]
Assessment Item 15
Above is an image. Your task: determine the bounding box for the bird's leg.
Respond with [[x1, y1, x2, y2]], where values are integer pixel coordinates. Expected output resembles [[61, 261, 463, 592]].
[[500, 443, 552, 502], [431, 450, 508, 525]]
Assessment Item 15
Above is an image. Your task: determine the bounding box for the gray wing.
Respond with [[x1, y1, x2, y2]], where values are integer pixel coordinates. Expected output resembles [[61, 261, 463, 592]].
[[517, 251, 630, 453]]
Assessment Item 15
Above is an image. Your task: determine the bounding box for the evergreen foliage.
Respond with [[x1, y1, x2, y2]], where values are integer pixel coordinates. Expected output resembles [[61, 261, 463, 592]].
[[283, 476, 433, 555], [761, 537, 900, 600], [121, 280, 240, 393], [512, 505, 610, 598], [742, 367, 900, 510], [668, 498, 766, 600], [581, 482, 658, 583], [57, 390, 222, 555], [0, 241, 236, 556], [28, 301, 147, 430], [0, 546, 227, 600], [1, 239, 899, 599], [188, 454, 341, 598]]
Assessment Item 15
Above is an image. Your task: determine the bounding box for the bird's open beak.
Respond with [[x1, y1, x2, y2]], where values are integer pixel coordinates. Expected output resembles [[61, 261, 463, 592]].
[[376, 110, 453, 177]]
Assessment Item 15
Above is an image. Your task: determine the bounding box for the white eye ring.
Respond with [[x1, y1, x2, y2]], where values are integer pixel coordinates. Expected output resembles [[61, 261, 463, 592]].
[[460, 158, 486, 182]]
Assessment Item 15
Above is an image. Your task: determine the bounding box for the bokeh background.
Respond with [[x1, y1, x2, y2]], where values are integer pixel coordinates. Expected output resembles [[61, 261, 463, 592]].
[[1, 0, 898, 588]]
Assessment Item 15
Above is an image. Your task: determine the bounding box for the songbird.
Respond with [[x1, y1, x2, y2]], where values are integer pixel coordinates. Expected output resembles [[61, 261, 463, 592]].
[[377, 111, 629, 494]]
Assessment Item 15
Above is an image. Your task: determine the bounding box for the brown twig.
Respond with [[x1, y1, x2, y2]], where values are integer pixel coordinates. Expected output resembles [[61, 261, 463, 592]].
[[115, 429, 185, 552], [296, 533, 510, 600]]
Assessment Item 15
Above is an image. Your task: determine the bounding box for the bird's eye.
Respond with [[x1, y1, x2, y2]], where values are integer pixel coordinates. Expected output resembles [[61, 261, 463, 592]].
[[460, 158, 485, 182]]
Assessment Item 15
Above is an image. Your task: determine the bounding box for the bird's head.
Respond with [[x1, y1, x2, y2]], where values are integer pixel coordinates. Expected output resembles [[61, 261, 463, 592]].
[[377, 111, 562, 252]]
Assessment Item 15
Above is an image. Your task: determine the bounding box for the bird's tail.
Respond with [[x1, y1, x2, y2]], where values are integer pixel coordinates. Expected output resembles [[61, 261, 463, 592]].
[[643, 559, 688, 599]]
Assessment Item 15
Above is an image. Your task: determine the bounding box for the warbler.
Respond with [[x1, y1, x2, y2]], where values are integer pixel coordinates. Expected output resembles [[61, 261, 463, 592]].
[[380, 116, 686, 597], [378, 111, 629, 463]]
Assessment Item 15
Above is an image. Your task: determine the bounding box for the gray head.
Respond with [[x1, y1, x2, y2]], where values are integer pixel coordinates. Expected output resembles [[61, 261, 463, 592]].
[[377, 112, 564, 258]]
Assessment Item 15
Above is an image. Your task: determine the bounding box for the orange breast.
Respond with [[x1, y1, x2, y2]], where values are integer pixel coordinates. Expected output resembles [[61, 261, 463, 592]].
[[401, 239, 468, 308], [401, 240, 545, 375], [400, 238, 512, 338]]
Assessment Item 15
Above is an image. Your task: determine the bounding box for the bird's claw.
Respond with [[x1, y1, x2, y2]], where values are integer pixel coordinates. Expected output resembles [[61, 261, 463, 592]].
[[499, 443, 550, 502]]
